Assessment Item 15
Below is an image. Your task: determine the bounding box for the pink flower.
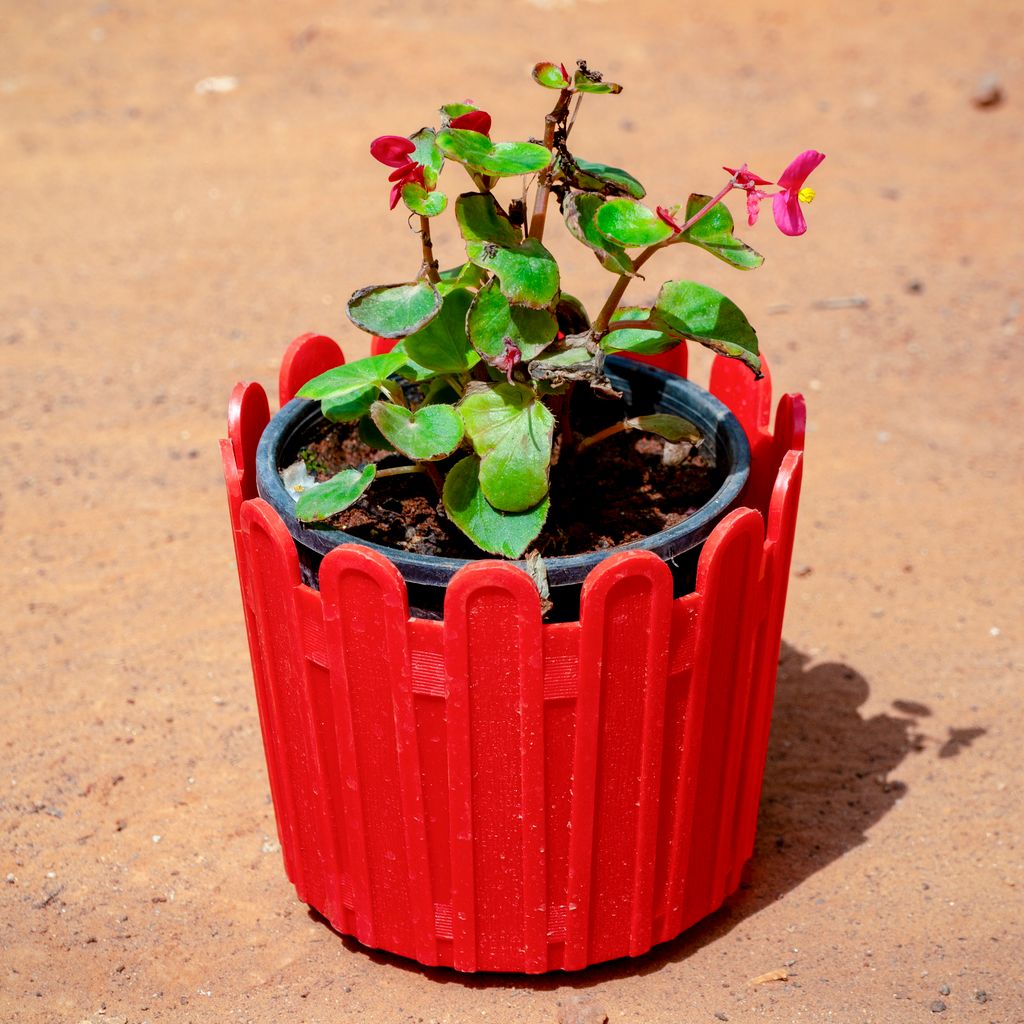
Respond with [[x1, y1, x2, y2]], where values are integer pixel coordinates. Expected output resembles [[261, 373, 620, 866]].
[[494, 338, 522, 384], [449, 109, 492, 137], [370, 135, 426, 210], [724, 164, 774, 227], [656, 205, 682, 234], [771, 150, 825, 236]]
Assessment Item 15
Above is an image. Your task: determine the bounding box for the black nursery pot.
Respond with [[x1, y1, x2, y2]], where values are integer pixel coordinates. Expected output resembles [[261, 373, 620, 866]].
[[256, 357, 751, 619]]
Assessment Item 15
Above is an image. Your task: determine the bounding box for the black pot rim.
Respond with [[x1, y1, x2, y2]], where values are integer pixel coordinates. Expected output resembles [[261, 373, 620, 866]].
[[256, 357, 751, 590]]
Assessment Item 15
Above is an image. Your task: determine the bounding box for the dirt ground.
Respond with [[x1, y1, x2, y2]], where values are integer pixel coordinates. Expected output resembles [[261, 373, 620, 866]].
[[3, 1, 1022, 1021]]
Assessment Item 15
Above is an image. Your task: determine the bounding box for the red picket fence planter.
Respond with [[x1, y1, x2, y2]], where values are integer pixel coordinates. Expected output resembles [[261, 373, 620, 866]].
[[220, 333, 805, 973]]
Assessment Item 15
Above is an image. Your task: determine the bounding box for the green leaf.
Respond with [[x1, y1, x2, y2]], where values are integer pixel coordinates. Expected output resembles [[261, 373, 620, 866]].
[[651, 280, 761, 375], [574, 158, 645, 199], [629, 413, 702, 444], [358, 415, 395, 452], [401, 181, 447, 217], [438, 261, 489, 293], [595, 198, 674, 247], [563, 192, 634, 275], [409, 127, 443, 189], [458, 383, 554, 511], [465, 238, 559, 309], [555, 292, 591, 334], [676, 194, 764, 270], [401, 287, 478, 373], [347, 281, 442, 339], [467, 280, 558, 363], [435, 128, 552, 178], [388, 341, 441, 383], [454, 192, 521, 246], [601, 307, 676, 355], [297, 351, 407, 400], [442, 456, 549, 558], [370, 401, 464, 461], [572, 70, 622, 94], [532, 61, 570, 89], [295, 464, 375, 522], [321, 389, 377, 422], [440, 102, 481, 122]]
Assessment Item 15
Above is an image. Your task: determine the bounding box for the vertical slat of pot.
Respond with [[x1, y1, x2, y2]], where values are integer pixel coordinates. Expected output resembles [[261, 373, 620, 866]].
[[292, 585, 352, 927], [277, 333, 344, 406], [240, 499, 326, 907], [732, 450, 805, 871], [319, 544, 435, 964], [651, 594, 701, 944], [710, 353, 775, 518], [227, 380, 270, 504], [564, 551, 673, 968], [671, 507, 765, 933], [444, 562, 545, 973]]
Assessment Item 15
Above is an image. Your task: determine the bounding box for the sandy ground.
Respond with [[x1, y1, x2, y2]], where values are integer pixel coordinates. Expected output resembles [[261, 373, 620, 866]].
[[2, 1, 1023, 1021]]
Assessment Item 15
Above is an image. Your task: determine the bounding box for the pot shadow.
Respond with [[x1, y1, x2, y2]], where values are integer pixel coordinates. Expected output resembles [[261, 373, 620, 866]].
[[311, 641, 984, 988]]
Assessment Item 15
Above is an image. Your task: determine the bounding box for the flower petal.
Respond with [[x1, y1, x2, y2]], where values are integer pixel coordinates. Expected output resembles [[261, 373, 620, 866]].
[[656, 205, 682, 233], [776, 150, 825, 191], [371, 135, 416, 167], [389, 180, 403, 210], [450, 110, 492, 137], [387, 161, 418, 182], [724, 165, 773, 186], [772, 190, 807, 236]]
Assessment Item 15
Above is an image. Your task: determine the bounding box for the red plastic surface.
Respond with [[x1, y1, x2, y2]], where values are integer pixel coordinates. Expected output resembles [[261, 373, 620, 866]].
[[221, 333, 806, 972]]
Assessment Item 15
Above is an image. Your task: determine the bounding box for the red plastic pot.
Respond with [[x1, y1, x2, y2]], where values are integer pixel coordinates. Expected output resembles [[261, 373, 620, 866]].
[[220, 332, 805, 973]]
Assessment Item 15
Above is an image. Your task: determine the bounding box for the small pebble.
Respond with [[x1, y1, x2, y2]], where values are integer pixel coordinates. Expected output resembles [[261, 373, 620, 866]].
[[938, 984, 950, 996], [971, 73, 1004, 108], [714, 1014, 729, 1022], [975, 990, 988, 1004], [906, 279, 924, 294], [152, 835, 162, 843], [5, 873, 15, 883], [930, 1000, 946, 1013]]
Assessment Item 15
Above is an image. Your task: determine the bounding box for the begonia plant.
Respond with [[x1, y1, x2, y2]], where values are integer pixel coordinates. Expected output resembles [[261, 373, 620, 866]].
[[293, 61, 823, 557]]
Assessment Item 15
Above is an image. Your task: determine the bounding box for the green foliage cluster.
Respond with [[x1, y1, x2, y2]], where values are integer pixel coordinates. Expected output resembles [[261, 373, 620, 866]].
[[295, 61, 769, 558]]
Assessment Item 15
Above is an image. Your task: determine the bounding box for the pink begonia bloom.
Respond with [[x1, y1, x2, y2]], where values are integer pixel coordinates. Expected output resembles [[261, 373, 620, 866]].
[[724, 164, 774, 227], [771, 150, 825, 237], [370, 135, 426, 209], [656, 205, 682, 233], [449, 109, 492, 137]]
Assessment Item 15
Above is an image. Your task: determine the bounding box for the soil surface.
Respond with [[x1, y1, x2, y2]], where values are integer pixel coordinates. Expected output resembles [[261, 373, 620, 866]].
[[297, 394, 715, 560], [3, 2, 1023, 1023]]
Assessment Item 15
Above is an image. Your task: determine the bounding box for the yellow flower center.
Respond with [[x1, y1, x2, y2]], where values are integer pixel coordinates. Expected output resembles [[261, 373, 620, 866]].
[[798, 187, 816, 204]]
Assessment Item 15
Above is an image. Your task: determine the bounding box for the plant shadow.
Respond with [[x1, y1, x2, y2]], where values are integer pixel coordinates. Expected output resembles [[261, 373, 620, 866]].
[[312, 640, 982, 988]]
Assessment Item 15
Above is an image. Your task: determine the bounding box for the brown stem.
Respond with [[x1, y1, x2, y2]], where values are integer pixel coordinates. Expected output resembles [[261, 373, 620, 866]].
[[376, 464, 425, 479], [424, 463, 444, 497], [591, 169, 745, 336], [556, 385, 576, 460], [528, 89, 573, 242], [419, 216, 440, 284], [576, 419, 629, 453], [591, 245, 661, 335]]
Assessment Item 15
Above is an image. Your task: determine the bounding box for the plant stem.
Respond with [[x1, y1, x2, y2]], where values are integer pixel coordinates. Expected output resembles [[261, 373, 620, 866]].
[[376, 461, 444, 498], [442, 374, 464, 396], [591, 169, 744, 336], [576, 420, 629, 452], [528, 88, 573, 242], [556, 385, 576, 460], [424, 463, 444, 497], [419, 216, 440, 284], [379, 380, 408, 408]]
